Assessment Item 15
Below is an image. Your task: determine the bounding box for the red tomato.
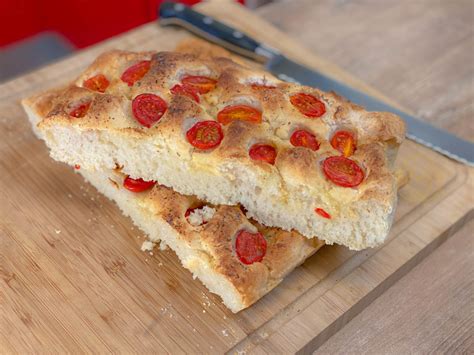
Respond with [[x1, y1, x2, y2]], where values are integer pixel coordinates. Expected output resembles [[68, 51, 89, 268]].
[[217, 105, 262, 125], [68, 101, 91, 118], [83, 74, 109, 93], [315, 208, 331, 219], [170, 84, 200, 103], [249, 144, 277, 165], [323, 156, 364, 187], [290, 93, 326, 117], [290, 129, 320, 151], [186, 121, 224, 150], [131, 93, 168, 128], [331, 130, 357, 157], [123, 176, 156, 193], [121, 60, 151, 86], [181, 76, 217, 94], [235, 230, 267, 265]]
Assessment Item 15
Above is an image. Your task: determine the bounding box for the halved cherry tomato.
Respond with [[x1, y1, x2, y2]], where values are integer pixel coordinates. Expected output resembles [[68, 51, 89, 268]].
[[132, 93, 168, 128], [83, 74, 109, 93], [121, 60, 151, 86], [235, 230, 267, 265], [331, 130, 356, 157], [217, 105, 262, 125], [315, 208, 331, 219], [290, 129, 320, 151], [68, 101, 91, 118], [170, 84, 200, 103], [323, 156, 364, 187], [123, 176, 156, 192], [249, 144, 277, 165], [186, 121, 223, 150], [74, 164, 81, 170], [251, 83, 276, 90], [290, 93, 326, 118], [181, 75, 217, 94]]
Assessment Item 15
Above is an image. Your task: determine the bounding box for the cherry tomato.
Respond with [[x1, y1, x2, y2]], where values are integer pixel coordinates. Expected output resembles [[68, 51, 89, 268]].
[[235, 230, 267, 265], [315, 208, 331, 219], [186, 121, 224, 150], [123, 176, 156, 192], [181, 76, 217, 94], [68, 101, 91, 118], [323, 156, 364, 187], [290, 93, 326, 117], [83, 74, 109, 93], [217, 105, 262, 125], [170, 84, 200, 103], [121, 60, 151, 86], [249, 144, 277, 165], [290, 129, 320, 151], [132, 93, 168, 128], [331, 130, 356, 157]]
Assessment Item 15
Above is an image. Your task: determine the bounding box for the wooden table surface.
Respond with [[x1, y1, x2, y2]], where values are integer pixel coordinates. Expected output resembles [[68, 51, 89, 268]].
[[257, 0, 474, 352]]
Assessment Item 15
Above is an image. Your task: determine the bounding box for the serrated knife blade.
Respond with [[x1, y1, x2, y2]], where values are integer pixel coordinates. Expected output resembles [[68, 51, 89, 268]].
[[266, 55, 474, 166]]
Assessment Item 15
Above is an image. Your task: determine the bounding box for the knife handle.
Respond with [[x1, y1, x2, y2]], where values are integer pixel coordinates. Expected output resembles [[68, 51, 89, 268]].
[[158, 2, 279, 62]]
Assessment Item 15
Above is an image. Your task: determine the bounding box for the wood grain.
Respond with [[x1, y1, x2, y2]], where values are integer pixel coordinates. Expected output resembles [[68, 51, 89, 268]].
[[258, 0, 474, 142], [315, 219, 474, 354], [0, 1, 472, 353]]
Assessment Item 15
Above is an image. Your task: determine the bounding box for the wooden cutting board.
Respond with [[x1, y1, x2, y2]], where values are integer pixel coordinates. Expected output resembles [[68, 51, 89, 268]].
[[0, 2, 472, 353]]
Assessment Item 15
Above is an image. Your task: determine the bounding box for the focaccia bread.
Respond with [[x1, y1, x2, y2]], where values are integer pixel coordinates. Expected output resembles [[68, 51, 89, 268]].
[[22, 48, 405, 250], [79, 167, 324, 312]]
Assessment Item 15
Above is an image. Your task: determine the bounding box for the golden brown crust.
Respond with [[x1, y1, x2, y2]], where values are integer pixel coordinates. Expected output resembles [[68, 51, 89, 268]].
[[126, 174, 322, 308]]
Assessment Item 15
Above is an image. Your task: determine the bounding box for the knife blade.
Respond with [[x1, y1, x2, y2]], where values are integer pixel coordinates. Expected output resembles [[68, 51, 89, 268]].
[[159, 2, 474, 166]]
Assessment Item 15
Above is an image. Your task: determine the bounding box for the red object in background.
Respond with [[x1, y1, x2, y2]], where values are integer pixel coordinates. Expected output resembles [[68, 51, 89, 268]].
[[0, 0, 244, 48]]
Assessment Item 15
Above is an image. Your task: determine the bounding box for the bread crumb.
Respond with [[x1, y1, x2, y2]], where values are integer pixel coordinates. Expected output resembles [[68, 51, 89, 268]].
[[141, 240, 154, 252], [222, 329, 229, 337], [54, 229, 61, 234], [187, 206, 216, 226]]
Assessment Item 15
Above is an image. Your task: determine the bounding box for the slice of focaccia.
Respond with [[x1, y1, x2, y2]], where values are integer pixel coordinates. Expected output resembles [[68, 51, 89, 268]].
[[23, 46, 405, 250], [79, 167, 324, 312]]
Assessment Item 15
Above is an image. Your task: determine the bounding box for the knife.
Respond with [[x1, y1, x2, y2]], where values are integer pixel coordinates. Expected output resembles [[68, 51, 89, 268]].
[[159, 2, 474, 166]]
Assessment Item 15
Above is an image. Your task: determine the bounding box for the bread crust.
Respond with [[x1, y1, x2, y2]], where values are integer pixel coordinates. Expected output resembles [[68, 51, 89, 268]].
[[24, 46, 406, 250]]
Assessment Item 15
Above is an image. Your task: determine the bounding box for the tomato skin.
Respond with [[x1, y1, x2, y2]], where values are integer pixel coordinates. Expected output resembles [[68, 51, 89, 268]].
[[235, 230, 267, 265], [132, 93, 168, 128], [181, 76, 217, 94], [217, 105, 262, 125], [121, 60, 151, 86], [290, 93, 326, 118], [315, 208, 331, 219], [249, 144, 277, 165], [186, 121, 224, 150], [123, 176, 156, 193], [83, 74, 109, 93], [290, 129, 320, 151], [68, 101, 91, 118], [323, 156, 364, 188], [331, 130, 356, 157], [170, 84, 200, 103]]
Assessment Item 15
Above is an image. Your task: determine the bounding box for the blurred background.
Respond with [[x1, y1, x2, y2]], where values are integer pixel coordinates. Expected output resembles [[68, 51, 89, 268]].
[[0, 0, 271, 82]]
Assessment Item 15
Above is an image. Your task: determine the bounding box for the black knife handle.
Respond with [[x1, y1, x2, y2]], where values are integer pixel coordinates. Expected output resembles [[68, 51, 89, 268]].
[[158, 2, 279, 62]]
